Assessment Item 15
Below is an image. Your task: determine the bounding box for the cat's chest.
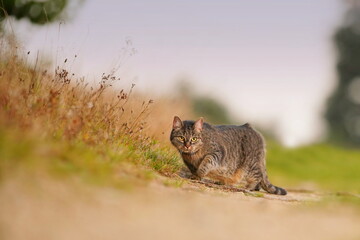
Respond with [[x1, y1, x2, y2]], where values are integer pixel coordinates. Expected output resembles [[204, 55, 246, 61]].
[[181, 152, 203, 167]]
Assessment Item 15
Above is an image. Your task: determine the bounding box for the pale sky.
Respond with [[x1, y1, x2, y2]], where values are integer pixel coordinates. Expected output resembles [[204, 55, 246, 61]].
[[8, 0, 347, 146]]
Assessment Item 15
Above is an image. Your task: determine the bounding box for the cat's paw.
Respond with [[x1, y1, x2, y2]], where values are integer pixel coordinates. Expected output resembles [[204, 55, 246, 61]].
[[188, 174, 201, 181], [196, 168, 207, 179]]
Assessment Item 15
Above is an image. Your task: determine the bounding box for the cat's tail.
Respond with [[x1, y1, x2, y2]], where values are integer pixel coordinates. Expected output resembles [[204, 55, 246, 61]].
[[260, 172, 287, 195]]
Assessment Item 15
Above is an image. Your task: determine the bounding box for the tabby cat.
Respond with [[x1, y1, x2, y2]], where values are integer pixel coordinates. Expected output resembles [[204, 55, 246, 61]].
[[170, 116, 287, 195]]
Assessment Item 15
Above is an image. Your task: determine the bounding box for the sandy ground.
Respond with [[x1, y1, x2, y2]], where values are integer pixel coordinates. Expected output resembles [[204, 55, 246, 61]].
[[1, 177, 360, 240]]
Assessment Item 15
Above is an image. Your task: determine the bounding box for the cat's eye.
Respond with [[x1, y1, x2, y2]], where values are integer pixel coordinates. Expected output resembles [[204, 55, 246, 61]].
[[191, 137, 198, 142], [177, 136, 185, 142]]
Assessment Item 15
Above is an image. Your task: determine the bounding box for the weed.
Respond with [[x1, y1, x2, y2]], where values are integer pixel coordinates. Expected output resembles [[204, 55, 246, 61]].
[[0, 35, 185, 186]]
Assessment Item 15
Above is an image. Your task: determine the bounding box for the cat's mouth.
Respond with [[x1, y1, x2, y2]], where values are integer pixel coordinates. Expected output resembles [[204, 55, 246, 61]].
[[181, 148, 198, 155]]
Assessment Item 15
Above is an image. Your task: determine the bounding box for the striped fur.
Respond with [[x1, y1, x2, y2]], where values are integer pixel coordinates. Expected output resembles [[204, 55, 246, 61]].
[[170, 116, 287, 195]]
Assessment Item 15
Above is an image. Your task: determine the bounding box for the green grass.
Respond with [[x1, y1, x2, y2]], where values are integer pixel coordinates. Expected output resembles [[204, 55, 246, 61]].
[[266, 141, 360, 193], [163, 178, 186, 188], [2, 125, 360, 195], [0, 127, 181, 189]]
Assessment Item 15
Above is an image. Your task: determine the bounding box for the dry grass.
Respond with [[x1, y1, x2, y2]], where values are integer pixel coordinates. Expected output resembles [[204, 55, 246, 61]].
[[0, 35, 191, 186], [1, 47, 147, 145], [0, 33, 192, 142]]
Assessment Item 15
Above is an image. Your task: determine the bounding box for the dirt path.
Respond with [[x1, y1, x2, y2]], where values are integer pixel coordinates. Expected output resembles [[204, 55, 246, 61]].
[[1, 177, 360, 240]]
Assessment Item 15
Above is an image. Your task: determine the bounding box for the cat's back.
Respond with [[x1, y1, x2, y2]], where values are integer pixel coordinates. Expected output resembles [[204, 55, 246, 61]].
[[214, 122, 253, 133], [214, 123, 264, 144]]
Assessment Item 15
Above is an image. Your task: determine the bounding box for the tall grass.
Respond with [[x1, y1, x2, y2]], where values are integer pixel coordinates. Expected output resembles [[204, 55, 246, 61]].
[[0, 35, 187, 186], [2, 35, 360, 195], [1, 46, 149, 145]]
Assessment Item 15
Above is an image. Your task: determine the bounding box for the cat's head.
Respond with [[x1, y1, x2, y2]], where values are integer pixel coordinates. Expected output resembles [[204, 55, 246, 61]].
[[170, 116, 204, 154]]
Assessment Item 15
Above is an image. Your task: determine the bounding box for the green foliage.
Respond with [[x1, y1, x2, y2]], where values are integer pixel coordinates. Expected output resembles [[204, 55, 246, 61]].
[[266, 141, 360, 193], [192, 96, 232, 124], [0, 0, 67, 25], [163, 178, 185, 188], [143, 145, 182, 175], [175, 79, 234, 124], [325, 4, 360, 146], [0, 126, 182, 188]]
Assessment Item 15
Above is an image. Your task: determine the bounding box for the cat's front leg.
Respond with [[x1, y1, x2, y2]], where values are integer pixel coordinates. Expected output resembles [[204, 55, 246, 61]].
[[196, 154, 221, 179], [183, 161, 200, 179]]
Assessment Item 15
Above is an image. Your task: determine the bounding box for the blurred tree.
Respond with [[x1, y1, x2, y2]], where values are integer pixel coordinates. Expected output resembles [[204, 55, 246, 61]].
[[0, 0, 68, 25], [192, 96, 232, 124], [175, 79, 233, 124], [325, 1, 360, 146]]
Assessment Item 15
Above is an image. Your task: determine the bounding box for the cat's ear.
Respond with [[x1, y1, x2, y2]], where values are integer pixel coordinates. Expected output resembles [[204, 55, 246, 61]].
[[173, 116, 183, 130], [193, 117, 204, 132]]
